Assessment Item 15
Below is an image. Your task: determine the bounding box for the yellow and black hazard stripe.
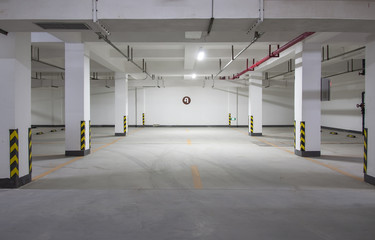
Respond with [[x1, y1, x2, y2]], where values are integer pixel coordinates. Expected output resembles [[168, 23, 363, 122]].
[[300, 121, 305, 151], [81, 121, 86, 151], [251, 116, 254, 133], [364, 128, 368, 174], [142, 113, 145, 126], [294, 120, 296, 148], [229, 113, 231, 126], [124, 116, 127, 134], [28, 128, 32, 174], [89, 120, 92, 149], [9, 129, 19, 181]]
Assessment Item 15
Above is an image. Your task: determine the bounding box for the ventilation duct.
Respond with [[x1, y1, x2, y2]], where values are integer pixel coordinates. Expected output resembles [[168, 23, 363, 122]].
[[34, 22, 91, 30]]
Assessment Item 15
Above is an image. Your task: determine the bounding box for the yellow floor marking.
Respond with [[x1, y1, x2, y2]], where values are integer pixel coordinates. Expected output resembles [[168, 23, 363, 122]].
[[232, 128, 363, 182], [32, 156, 84, 181], [32, 129, 143, 181], [187, 139, 192, 145], [191, 165, 203, 189]]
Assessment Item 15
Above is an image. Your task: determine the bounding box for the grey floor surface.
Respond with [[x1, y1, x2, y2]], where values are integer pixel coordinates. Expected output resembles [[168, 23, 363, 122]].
[[1, 127, 375, 240]]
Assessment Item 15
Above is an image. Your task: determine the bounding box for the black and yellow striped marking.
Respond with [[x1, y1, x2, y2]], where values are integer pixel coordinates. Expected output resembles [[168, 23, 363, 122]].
[[80, 121, 86, 151], [364, 128, 368, 174], [9, 129, 19, 180], [347, 134, 356, 138], [28, 128, 32, 174], [250, 115, 254, 133], [89, 120, 92, 149], [300, 121, 305, 151], [229, 113, 231, 126], [124, 116, 127, 134], [330, 132, 338, 135], [142, 113, 145, 126], [294, 120, 296, 148]]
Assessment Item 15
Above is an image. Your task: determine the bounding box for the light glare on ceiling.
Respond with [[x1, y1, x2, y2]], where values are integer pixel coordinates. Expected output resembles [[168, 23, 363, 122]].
[[192, 74, 197, 79], [197, 50, 205, 61]]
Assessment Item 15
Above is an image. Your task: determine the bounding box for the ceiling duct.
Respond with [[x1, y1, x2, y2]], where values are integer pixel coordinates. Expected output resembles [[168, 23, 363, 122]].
[[34, 22, 91, 30]]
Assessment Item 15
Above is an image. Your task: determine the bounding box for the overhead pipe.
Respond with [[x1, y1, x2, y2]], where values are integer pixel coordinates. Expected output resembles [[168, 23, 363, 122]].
[[231, 32, 315, 80], [96, 32, 153, 79], [322, 46, 365, 63], [266, 46, 365, 82], [31, 46, 65, 71], [213, 31, 263, 82], [207, 0, 215, 35], [212, 0, 264, 86], [92, 2, 153, 79]]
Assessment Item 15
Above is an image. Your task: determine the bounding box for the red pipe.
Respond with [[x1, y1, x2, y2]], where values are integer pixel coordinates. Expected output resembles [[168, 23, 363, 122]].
[[231, 32, 315, 79]]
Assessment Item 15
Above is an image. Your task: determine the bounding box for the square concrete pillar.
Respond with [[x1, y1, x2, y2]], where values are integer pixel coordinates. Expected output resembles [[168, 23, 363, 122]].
[[294, 42, 321, 157], [0, 33, 32, 188], [65, 43, 91, 156], [364, 39, 375, 185], [248, 72, 263, 136], [115, 73, 128, 136]]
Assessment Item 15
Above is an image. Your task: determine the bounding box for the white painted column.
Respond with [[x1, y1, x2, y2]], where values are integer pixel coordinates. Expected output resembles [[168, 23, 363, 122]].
[[294, 42, 321, 157], [0, 33, 32, 188], [136, 88, 146, 127], [364, 39, 375, 185], [65, 43, 91, 156], [248, 72, 263, 136], [115, 73, 128, 136], [227, 88, 237, 127]]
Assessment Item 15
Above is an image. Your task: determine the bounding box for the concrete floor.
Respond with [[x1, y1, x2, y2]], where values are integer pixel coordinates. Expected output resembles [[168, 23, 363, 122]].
[[1, 127, 375, 239]]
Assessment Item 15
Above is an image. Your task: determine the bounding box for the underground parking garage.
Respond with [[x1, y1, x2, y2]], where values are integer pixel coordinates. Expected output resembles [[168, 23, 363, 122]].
[[1, 0, 375, 239]]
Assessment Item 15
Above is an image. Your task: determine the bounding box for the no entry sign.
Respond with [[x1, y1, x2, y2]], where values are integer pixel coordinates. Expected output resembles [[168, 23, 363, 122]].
[[182, 96, 191, 105]]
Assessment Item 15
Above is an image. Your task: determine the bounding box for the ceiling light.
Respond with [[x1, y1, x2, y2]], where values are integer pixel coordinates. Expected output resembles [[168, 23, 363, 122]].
[[192, 74, 197, 79], [197, 49, 205, 61]]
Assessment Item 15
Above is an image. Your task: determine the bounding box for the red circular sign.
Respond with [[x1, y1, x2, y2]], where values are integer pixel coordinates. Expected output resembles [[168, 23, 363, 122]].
[[182, 96, 191, 105]]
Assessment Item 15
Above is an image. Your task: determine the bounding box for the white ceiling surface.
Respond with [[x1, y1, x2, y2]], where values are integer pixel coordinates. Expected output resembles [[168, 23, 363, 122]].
[[2, 0, 373, 88]]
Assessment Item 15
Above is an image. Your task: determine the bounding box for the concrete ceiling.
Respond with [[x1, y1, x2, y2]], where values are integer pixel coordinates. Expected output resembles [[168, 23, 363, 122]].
[[2, 0, 372, 88]]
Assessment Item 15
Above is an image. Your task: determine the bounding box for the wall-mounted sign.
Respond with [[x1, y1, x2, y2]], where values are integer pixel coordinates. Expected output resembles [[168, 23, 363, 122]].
[[182, 96, 191, 105]]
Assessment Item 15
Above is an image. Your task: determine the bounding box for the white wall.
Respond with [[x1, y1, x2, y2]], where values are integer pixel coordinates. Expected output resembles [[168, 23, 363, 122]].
[[31, 87, 65, 125], [144, 87, 230, 126], [32, 83, 300, 127], [263, 83, 295, 126], [321, 72, 364, 132], [90, 84, 114, 125]]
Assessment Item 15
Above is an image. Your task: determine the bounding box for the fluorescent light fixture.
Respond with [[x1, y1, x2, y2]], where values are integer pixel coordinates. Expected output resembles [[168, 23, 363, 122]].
[[197, 49, 205, 61], [192, 74, 197, 79]]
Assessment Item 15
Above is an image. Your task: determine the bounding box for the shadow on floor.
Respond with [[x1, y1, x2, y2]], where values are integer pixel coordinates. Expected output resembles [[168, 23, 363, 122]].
[[33, 154, 67, 161], [319, 155, 362, 163], [92, 135, 117, 139]]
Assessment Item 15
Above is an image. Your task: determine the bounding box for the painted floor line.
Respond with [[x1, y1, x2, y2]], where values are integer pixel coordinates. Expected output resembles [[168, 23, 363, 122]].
[[191, 165, 203, 189], [32, 129, 143, 182], [233, 128, 364, 182]]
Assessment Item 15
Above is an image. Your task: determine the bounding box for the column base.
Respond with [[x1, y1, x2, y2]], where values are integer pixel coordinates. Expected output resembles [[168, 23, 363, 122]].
[[249, 132, 262, 136], [115, 133, 126, 136], [295, 149, 321, 157], [0, 174, 31, 188], [65, 149, 91, 156], [364, 174, 375, 186]]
